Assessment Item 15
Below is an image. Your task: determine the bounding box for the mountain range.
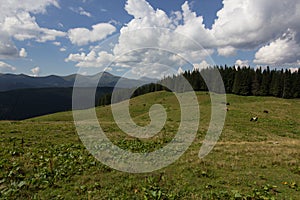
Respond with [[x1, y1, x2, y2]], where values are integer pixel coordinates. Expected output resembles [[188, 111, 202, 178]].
[[0, 72, 157, 120], [0, 72, 156, 92]]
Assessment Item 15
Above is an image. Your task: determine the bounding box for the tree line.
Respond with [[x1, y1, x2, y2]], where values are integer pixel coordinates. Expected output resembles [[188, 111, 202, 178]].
[[98, 66, 300, 106]]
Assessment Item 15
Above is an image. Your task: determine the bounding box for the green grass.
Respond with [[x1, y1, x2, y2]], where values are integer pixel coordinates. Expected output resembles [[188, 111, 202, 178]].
[[0, 91, 300, 199]]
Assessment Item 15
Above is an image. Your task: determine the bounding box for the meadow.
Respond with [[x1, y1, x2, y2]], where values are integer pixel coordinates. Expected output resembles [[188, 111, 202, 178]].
[[0, 91, 299, 199]]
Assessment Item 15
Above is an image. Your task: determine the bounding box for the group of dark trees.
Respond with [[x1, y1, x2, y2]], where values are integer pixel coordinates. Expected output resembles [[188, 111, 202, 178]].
[[172, 66, 300, 98], [98, 66, 300, 106]]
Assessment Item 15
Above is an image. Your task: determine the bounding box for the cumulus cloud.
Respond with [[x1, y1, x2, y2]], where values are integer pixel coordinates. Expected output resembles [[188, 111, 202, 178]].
[[65, 50, 114, 68], [66, 0, 214, 78], [0, 33, 19, 59], [0, 61, 16, 72], [289, 68, 299, 73], [0, 0, 60, 18], [31, 67, 40, 77], [0, 0, 65, 58], [117, 0, 210, 53], [212, 0, 300, 48], [235, 59, 249, 67], [65, 51, 114, 67], [211, 0, 300, 65], [1, 12, 66, 42], [19, 48, 27, 58], [68, 23, 116, 46], [66, 0, 300, 77], [193, 60, 210, 71], [217, 46, 236, 57], [175, 2, 215, 48], [254, 29, 300, 65], [177, 67, 184, 75]]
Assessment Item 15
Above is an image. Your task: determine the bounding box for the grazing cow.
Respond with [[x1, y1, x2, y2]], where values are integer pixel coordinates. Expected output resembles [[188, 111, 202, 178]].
[[263, 110, 269, 114], [250, 116, 258, 122]]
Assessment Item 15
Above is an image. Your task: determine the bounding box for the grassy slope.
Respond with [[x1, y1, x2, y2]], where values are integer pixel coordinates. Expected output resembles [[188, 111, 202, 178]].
[[0, 91, 300, 199]]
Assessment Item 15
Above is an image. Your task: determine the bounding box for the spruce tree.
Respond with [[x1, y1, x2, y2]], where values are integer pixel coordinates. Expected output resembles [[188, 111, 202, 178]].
[[251, 67, 262, 95], [232, 66, 242, 94], [270, 70, 283, 97], [283, 69, 292, 99], [291, 69, 300, 98], [260, 67, 271, 96]]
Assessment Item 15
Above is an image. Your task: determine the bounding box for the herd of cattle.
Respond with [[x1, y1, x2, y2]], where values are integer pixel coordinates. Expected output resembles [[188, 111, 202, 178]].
[[223, 102, 269, 122]]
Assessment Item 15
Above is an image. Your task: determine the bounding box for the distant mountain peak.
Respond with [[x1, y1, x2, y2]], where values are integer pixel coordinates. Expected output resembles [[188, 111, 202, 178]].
[[0, 72, 155, 92]]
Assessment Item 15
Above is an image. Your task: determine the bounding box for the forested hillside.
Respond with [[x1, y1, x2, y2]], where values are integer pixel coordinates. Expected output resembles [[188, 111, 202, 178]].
[[98, 66, 300, 107], [0, 87, 113, 120], [176, 66, 300, 98]]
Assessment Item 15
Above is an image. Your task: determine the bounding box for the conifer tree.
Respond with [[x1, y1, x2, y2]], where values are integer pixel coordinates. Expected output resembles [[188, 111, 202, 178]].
[[283, 69, 292, 99], [251, 67, 262, 96]]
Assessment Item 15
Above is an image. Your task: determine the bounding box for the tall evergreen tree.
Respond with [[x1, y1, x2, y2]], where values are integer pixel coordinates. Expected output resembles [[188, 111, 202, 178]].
[[270, 70, 284, 97], [259, 67, 271, 96], [283, 69, 293, 99], [232, 67, 242, 94], [291, 69, 300, 98], [251, 67, 262, 95], [232, 67, 252, 95]]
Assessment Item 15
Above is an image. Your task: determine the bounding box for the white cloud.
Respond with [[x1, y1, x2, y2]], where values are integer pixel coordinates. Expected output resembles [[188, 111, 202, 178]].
[[31, 66, 40, 77], [211, 0, 300, 65], [0, 0, 65, 58], [289, 68, 299, 73], [177, 67, 184, 75], [60, 47, 67, 52], [217, 46, 236, 57], [53, 41, 61, 46], [170, 11, 182, 26], [58, 23, 64, 28], [0, 32, 19, 59], [108, 19, 122, 26], [254, 29, 300, 65], [235, 59, 249, 67], [0, 61, 16, 72], [212, 0, 300, 47], [66, 0, 300, 78], [1, 9, 66, 42], [113, 0, 214, 71], [66, 0, 214, 77], [125, 0, 155, 20], [81, 12, 91, 17], [65, 52, 86, 62], [193, 60, 210, 71], [0, 0, 60, 18], [65, 51, 114, 67], [19, 48, 27, 58], [69, 7, 92, 17], [68, 23, 116, 46], [174, 2, 215, 48]]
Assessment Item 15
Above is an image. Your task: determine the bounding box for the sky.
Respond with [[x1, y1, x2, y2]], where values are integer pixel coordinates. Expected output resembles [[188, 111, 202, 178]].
[[0, 0, 299, 78]]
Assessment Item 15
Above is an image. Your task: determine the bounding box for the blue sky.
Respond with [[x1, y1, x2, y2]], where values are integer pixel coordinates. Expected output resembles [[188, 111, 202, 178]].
[[0, 0, 299, 77]]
